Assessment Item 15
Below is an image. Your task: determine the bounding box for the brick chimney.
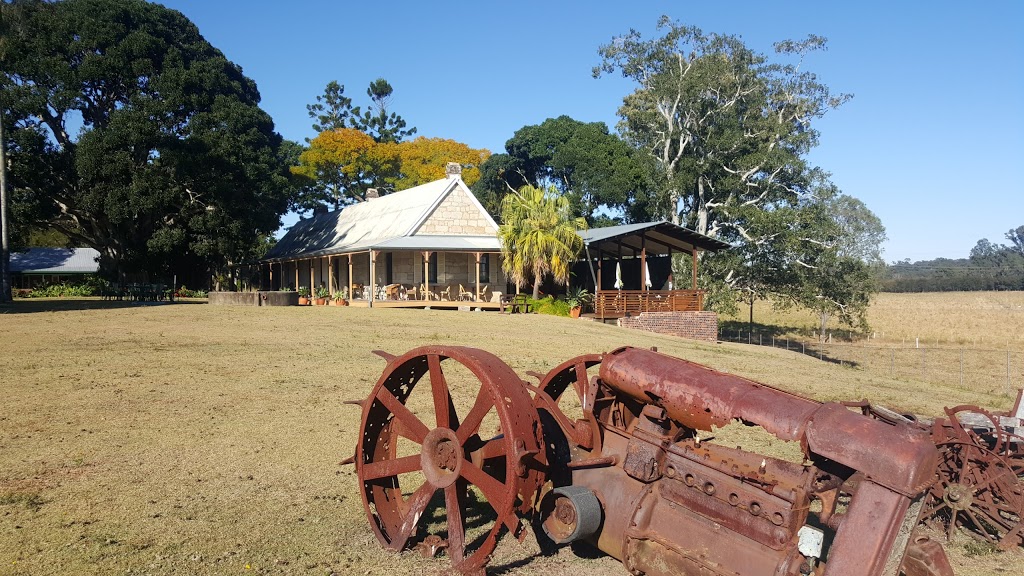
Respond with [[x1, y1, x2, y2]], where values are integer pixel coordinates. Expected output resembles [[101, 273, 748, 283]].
[[445, 162, 462, 179], [365, 188, 379, 200]]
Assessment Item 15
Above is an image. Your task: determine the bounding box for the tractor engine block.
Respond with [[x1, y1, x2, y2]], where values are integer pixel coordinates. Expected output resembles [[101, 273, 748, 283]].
[[353, 345, 955, 576]]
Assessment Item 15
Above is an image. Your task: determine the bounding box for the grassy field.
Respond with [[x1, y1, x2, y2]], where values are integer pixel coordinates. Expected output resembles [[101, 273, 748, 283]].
[[1, 298, 1022, 575], [723, 291, 1024, 350]]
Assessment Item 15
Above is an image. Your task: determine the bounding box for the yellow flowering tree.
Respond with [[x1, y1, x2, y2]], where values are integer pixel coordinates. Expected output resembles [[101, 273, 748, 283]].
[[390, 137, 489, 190], [291, 128, 399, 209]]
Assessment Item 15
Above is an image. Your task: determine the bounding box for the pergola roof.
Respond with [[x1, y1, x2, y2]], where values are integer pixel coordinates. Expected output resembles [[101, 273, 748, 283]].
[[10, 248, 100, 274], [580, 220, 730, 256]]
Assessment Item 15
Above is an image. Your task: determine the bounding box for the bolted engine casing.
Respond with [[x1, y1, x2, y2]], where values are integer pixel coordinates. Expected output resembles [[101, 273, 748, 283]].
[[536, 347, 951, 576]]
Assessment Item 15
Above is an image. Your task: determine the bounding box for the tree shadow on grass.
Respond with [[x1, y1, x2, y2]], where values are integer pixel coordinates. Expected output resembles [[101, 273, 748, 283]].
[[0, 298, 204, 315]]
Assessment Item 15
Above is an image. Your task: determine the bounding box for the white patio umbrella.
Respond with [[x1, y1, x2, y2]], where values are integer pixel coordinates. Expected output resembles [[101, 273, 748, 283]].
[[644, 261, 652, 289], [614, 261, 623, 289]]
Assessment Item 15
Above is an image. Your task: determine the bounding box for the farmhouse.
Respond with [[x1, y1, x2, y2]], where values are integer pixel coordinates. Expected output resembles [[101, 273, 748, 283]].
[[9, 247, 100, 289], [262, 162, 728, 331], [262, 163, 507, 307]]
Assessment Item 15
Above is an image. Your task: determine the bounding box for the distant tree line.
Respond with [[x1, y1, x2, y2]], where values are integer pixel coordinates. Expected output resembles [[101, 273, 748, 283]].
[[881, 226, 1024, 292]]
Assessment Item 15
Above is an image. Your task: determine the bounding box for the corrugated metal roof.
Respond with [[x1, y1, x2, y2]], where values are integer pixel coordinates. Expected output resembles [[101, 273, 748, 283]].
[[264, 178, 456, 262], [10, 248, 100, 274], [580, 220, 731, 253], [374, 235, 501, 251]]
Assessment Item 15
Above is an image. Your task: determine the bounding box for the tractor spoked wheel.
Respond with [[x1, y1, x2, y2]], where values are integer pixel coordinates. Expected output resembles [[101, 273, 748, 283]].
[[355, 346, 545, 574], [924, 438, 1024, 549]]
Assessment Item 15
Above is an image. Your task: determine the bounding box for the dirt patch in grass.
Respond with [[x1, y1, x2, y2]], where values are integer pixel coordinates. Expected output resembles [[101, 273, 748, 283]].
[[1, 299, 1018, 575]]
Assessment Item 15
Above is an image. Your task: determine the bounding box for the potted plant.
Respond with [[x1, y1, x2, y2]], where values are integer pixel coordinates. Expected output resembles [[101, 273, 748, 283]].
[[565, 286, 592, 318], [332, 287, 349, 306], [314, 284, 330, 306], [297, 286, 311, 306]]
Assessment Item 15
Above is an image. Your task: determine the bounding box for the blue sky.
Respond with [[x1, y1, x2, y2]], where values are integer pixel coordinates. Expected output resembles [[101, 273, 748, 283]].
[[158, 0, 1023, 263]]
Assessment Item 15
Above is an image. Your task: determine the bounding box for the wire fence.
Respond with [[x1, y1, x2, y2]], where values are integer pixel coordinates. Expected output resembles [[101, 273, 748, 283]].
[[718, 328, 1023, 397]]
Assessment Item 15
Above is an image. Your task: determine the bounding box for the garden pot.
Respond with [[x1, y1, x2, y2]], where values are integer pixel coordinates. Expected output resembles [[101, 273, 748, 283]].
[[298, 297, 310, 306], [570, 306, 582, 318], [315, 298, 327, 306]]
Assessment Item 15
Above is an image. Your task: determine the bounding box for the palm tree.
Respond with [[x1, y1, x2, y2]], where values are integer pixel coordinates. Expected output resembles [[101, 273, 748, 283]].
[[498, 184, 586, 299]]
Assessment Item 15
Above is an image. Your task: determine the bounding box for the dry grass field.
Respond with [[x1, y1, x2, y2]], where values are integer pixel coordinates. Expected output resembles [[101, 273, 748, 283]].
[[2, 298, 1022, 575], [724, 291, 1024, 350]]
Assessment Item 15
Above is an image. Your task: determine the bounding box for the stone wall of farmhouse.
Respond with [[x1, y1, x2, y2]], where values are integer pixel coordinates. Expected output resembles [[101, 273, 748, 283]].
[[415, 187, 496, 236]]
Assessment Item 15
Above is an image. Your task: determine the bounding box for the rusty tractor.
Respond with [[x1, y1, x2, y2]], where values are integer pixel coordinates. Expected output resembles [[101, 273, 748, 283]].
[[855, 392, 1024, 549], [350, 346, 958, 576]]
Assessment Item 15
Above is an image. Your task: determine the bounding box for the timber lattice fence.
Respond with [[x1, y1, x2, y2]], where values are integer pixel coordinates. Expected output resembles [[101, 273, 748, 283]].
[[718, 328, 1023, 397]]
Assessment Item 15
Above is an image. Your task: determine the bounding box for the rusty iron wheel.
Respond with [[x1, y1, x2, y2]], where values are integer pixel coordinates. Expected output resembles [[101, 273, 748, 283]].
[[355, 346, 546, 573], [925, 408, 1024, 549], [531, 354, 603, 451]]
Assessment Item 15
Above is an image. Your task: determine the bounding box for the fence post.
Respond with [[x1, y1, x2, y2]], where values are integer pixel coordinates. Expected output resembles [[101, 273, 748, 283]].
[[921, 347, 926, 381], [759, 333, 762, 346], [890, 348, 895, 376]]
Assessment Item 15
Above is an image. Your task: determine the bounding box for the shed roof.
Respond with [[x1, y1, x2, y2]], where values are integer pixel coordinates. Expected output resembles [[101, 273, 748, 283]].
[[10, 248, 100, 274], [580, 220, 730, 256]]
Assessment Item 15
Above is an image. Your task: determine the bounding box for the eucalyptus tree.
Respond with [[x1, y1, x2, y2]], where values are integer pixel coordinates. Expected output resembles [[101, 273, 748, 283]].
[[596, 17, 858, 315], [0, 0, 19, 302], [595, 17, 851, 239], [498, 184, 587, 299]]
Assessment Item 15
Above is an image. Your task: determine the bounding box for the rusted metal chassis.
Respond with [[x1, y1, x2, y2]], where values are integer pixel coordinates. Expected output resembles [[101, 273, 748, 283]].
[[538, 347, 948, 576]]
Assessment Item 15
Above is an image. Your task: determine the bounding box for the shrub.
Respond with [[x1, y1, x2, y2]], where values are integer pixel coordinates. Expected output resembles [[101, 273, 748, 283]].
[[175, 286, 209, 298], [529, 296, 571, 317], [23, 278, 101, 298]]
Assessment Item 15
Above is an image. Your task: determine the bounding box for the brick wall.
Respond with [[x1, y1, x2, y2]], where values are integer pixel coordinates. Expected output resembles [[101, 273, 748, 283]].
[[618, 311, 719, 342]]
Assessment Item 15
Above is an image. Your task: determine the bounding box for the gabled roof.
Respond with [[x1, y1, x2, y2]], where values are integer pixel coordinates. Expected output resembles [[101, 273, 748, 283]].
[[263, 177, 499, 262], [580, 220, 730, 255], [10, 248, 100, 274]]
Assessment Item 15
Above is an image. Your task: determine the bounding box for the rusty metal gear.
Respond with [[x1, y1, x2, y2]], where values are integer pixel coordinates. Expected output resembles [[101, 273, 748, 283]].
[[355, 346, 546, 574], [924, 405, 1024, 549]]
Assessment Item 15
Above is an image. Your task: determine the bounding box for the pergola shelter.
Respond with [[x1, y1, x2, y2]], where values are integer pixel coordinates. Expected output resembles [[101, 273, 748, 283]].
[[261, 165, 507, 308], [577, 221, 730, 320]]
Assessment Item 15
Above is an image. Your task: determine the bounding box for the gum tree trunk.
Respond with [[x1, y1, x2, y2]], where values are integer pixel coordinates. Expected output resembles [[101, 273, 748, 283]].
[[0, 106, 11, 303]]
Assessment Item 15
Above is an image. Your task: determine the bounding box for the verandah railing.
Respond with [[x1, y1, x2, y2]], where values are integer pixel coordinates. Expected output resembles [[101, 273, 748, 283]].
[[594, 289, 705, 319]]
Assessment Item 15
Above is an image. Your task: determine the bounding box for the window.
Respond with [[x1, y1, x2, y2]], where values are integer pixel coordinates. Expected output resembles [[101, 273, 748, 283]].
[[428, 253, 438, 283], [385, 252, 393, 284], [480, 254, 490, 283]]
